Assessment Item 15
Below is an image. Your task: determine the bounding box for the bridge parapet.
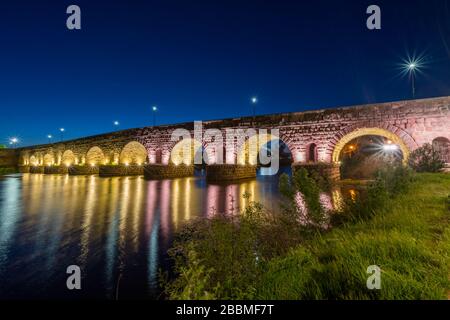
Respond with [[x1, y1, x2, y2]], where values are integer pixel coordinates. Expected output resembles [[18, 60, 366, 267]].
[[14, 96, 450, 181]]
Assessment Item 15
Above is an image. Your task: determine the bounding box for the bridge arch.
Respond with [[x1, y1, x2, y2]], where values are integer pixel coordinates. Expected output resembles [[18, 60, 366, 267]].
[[86, 146, 106, 166], [43, 153, 55, 166], [29, 155, 39, 166], [120, 141, 148, 165], [331, 127, 412, 163], [237, 133, 293, 166], [62, 150, 76, 166], [170, 138, 204, 165]]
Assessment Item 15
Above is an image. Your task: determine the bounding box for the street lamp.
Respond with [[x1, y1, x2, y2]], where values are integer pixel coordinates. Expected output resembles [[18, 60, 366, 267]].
[[251, 97, 257, 117], [400, 55, 424, 99], [47, 134, 53, 144], [60, 128, 65, 142], [408, 63, 417, 98], [9, 137, 19, 147], [383, 144, 398, 151], [152, 106, 158, 126], [114, 121, 119, 127]]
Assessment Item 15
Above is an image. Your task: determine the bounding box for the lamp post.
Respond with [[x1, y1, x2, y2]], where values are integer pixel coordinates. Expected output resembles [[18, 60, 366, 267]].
[[251, 97, 257, 117], [401, 56, 423, 99], [114, 121, 119, 127], [152, 106, 158, 126], [408, 63, 417, 98], [60, 128, 65, 142], [47, 134, 53, 144]]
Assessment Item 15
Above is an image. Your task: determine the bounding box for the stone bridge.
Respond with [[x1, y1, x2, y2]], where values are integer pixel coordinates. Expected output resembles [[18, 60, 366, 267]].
[[14, 96, 450, 181]]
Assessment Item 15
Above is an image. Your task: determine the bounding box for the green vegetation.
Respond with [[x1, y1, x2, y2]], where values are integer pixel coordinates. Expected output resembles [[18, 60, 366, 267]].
[[163, 167, 450, 300], [258, 173, 449, 299], [408, 143, 445, 173], [0, 145, 6, 149], [0, 167, 17, 175]]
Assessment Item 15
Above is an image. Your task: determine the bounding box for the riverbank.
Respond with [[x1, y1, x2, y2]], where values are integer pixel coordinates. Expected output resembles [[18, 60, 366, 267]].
[[164, 172, 450, 300], [256, 173, 450, 299]]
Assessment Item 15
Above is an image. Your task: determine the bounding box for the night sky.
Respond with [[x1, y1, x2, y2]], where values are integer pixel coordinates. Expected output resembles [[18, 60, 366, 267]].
[[1, 0, 450, 146]]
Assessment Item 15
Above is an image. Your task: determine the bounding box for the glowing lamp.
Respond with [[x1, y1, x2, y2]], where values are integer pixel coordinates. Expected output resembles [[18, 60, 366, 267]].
[[383, 144, 398, 151]]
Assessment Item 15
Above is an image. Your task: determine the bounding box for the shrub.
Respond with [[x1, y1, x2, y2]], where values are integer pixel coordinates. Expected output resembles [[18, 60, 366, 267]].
[[163, 211, 262, 300], [333, 165, 414, 223], [408, 143, 445, 173], [279, 168, 328, 227]]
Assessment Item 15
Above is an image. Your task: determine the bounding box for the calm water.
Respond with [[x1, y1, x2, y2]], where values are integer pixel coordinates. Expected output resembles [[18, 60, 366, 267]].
[[0, 168, 353, 299]]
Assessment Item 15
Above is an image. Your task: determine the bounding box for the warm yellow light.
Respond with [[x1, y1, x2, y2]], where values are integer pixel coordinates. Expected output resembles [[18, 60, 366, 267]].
[[125, 162, 129, 167]]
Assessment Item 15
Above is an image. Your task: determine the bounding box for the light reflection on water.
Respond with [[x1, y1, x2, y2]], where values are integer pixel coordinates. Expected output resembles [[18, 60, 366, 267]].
[[0, 170, 357, 299]]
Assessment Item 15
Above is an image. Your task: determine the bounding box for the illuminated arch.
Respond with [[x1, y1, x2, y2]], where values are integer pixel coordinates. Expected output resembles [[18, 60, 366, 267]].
[[86, 146, 106, 166], [29, 155, 39, 166], [238, 133, 290, 165], [43, 153, 55, 166], [170, 138, 203, 165], [332, 128, 410, 163], [119, 141, 148, 165], [62, 150, 76, 166]]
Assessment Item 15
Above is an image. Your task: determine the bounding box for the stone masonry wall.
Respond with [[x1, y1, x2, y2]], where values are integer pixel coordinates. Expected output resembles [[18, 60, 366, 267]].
[[144, 164, 194, 180], [206, 164, 257, 181], [15, 96, 450, 173]]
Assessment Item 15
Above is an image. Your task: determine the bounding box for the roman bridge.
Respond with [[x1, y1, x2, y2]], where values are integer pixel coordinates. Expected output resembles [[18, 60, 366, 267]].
[[15, 96, 450, 181]]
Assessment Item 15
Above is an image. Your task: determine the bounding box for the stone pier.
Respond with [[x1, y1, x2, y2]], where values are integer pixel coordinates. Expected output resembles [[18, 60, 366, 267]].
[[68, 165, 99, 175], [98, 165, 144, 177], [45, 166, 69, 174], [143, 164, 194, 180], [292, 162, 341, 182], [206, 164, 257, 182]]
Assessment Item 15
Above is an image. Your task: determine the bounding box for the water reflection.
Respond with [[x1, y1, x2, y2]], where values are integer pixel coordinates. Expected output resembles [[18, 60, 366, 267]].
[[0, 171, 357, 299]]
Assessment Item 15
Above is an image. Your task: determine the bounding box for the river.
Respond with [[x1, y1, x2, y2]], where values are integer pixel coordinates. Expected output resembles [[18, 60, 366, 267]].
[[0, 167, 356, 299]]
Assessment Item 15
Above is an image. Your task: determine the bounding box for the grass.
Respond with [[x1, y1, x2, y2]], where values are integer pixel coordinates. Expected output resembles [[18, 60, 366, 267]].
[[256, 173, 450, 300]]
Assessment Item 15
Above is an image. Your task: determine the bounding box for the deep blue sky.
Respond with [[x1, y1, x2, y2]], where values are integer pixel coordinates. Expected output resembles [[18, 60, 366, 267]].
[[1, 0, 450, 146]]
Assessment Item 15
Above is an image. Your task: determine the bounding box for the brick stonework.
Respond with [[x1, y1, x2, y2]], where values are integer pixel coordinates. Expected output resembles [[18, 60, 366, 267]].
[[98, 165, 144, 177], [15, 96, 450, 179], [44, 166, 69, 174], [69, 166, 99, 175], [144, 164, 194, 180], [29, 166, 45, 174], [292, 163, 341, 182], [206, 164, 257, 181]]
